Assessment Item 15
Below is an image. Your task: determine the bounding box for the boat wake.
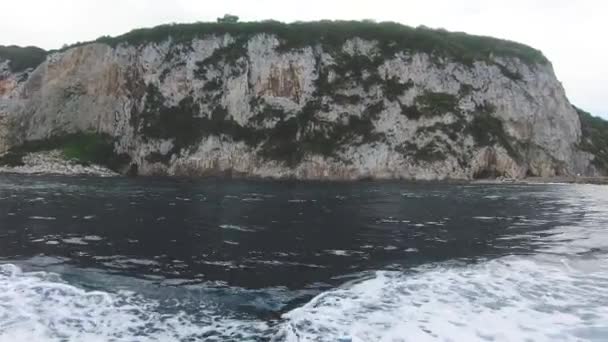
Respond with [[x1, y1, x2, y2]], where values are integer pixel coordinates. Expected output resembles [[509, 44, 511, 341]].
[[0, 264, 267, 342], [274, 254, 608, 342], [2, 252, 607, 341]]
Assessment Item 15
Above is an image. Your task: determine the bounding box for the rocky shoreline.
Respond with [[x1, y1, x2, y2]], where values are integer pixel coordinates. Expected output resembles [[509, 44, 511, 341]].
[[0, 151, 118, 177], [1, 152, 606, 185], [469, 176, 608, 185]]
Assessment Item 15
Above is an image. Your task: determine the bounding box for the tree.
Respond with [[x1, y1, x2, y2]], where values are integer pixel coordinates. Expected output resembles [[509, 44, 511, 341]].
[[217, 14, 239, 24]]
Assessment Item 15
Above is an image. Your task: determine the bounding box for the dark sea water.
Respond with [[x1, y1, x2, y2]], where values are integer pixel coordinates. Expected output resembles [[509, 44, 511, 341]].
[[0, 174, 607, 341]]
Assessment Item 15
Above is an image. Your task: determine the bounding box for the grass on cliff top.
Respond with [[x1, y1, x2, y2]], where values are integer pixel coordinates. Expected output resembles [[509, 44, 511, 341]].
[[0, 45, 47, 73], [0, 133, 130, 171], [0, 20, 549, 72], [576, 107, 608, 173], [64, 20, 548, 66], [2, 20, 548, 73]]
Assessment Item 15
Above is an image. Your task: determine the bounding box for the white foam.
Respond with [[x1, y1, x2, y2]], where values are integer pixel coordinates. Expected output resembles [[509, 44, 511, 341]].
[[241, 197, 264, 202], [61, 237, 88, 245], [219, 224, 256, 232], [378, 218, 403, 224], [27, 197, 45, 202], [28, 216, 56, 221], [275, 255, 608, 342], [326, 250, 350, 256], [119, 258, 160, 266], [200, 260, 244, 269], [0, 264, 267, 342], [248, 260, 327, 269], [472, 216, 499, 220]]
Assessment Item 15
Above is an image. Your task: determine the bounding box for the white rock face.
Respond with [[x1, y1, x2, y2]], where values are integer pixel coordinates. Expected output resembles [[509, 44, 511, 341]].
[[0, 34, 600, 179]]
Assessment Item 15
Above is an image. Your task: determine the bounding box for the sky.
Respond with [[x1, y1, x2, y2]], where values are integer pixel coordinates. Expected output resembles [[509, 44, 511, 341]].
[[1, 0, 606, 117]]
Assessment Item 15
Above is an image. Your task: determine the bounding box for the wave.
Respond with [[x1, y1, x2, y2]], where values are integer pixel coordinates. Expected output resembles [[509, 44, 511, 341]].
[[274, 254, 608, 341], [0, 264, 267, 342], [2, 253, 608, 342]]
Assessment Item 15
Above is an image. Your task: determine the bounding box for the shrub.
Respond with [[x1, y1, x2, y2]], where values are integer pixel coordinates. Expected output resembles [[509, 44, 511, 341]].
[[415, 141, 446, 162], [417, 120, 467, 141], [0, 152, 26, 167], [0, 133, 130, 171], [256, 99, 386, 165], [250, 101, 288, 124], [495, 63, 522, 81], [458, 84, 475, 97], [135, 85, 206, 153], [414, 91, 460, 117], [0, 45, 47, 72], [333, 94, 362, 105], [59, 20, 547, 66], [576, 107, 608, 172], [196, 40, 247, 71], [396, 140, 446, 162], [62, 133, 114, 164], [383, 77, 413, 101], [202, 78, 223, 91], [467, 102, 518, 160], [217, 14, 239, 24], [134, 85, 264, 160], [400, 104, 422, 120]]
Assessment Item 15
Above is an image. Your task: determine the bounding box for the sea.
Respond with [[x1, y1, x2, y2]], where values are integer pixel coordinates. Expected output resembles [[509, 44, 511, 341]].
[[0, 174, 606, 341]]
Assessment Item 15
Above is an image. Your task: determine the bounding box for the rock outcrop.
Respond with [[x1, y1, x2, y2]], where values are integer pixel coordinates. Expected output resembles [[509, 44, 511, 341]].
[[0, 21, 604, 180], [0, 150, 117, 177]]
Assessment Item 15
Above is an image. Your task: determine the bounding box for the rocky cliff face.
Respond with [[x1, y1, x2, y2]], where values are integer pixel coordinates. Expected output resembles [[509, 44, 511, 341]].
[[0, 22, 603, 179]]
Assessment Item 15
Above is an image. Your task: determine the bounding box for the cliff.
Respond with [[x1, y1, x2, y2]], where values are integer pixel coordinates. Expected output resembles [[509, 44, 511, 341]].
[[0, 21, 604, 180]]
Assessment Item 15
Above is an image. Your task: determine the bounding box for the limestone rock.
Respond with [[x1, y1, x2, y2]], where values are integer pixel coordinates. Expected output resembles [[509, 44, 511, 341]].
[[0, 25, 603, 179]]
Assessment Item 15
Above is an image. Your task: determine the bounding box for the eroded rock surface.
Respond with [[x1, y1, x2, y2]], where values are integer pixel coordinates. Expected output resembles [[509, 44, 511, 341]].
[[0, 25, 602, 179]]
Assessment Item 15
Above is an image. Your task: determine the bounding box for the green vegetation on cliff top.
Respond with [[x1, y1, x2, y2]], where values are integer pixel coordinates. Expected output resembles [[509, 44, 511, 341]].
[[94, 21, 548, 65], [1, 20, 548, 73], [0, 45, 47, 72]]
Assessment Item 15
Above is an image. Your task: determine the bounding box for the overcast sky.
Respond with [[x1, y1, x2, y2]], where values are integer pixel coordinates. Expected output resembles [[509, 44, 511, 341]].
[[1, 0, 606, 117]]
